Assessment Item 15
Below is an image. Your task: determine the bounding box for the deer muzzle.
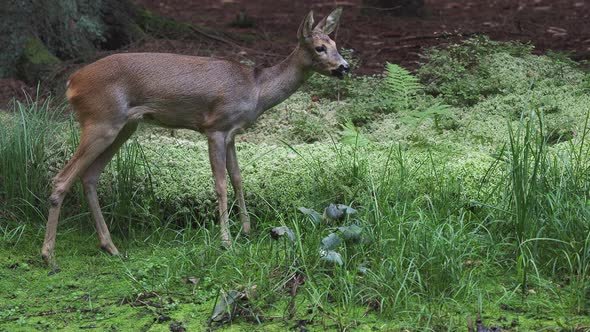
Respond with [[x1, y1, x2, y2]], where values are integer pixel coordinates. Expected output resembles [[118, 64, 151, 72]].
[[331, 63, 350, 79]]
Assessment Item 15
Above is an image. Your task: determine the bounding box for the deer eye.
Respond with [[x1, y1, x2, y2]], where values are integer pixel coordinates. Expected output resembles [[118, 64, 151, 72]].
[[315, 46, 326, 53]]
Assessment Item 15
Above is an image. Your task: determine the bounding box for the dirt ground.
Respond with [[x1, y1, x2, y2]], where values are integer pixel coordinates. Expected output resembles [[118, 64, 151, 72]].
[[2, 0, 589, 105], [133, 0, 590, 73]]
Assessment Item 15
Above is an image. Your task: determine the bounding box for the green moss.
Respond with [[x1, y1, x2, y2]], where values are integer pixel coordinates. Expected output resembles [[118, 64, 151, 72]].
[[22, 37, 60, 66], [2, 222, 590, 331], [16, 37, 62, 84], [137, 9, 207, 39], [4, 36, 590, 331], [417, 36, 583, 107]]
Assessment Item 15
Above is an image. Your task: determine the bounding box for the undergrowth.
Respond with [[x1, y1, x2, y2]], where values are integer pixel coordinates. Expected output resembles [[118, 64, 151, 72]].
[[2, 36, 590, 331]]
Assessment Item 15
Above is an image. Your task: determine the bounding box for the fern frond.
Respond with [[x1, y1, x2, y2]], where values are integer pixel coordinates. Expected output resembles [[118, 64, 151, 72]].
[[340, 121, 369, 147], [405, 102, 456, 130], [384, 62, 422, 111], [422, 102, 454, 117]]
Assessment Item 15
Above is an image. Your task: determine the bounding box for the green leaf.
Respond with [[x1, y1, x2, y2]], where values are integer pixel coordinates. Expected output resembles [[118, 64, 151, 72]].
[[270, 226, 295, 242], [384, 62, 422, 112], [338, 224, 362, 242], [358, 265, 368, 274], [340, 121, 369, 147], [324, 203, 344, 221], [336, 204, 357, 215], [321, 233, 342, 250], [298, 207, 322, 225], [321, 250, 343, 266], [422, 102, 453, 117], [324, 204, 357, 221], [211, 290, 245, 322]]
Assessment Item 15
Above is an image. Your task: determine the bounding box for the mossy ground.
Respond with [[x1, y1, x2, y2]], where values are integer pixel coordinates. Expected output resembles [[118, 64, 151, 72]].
[[2, 226, 590, 331]]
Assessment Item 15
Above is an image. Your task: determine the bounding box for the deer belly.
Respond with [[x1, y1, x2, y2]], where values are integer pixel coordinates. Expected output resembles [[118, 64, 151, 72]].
[[128, 105, 206, 131], [129, 103, 256, 132]]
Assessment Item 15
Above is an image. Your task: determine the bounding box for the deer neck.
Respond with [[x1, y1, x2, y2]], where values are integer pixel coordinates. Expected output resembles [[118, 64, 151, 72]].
[[255, 46, 313, 113]]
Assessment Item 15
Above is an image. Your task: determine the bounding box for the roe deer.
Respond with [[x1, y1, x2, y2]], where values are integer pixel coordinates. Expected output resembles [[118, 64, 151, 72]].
[[42, 8, 349, 266]]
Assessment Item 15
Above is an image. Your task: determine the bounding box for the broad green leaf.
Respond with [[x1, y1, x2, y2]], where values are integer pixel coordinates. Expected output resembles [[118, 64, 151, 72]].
[[321, 233, 341, 250], [338, 224, 362, 242], [336, 204, 357, 215], [270, 226, 295, 242], [211, 290, 245, 322], [324, 203, 344, 220], [321, 250, 343, 266], [298, 207, 322, 225]]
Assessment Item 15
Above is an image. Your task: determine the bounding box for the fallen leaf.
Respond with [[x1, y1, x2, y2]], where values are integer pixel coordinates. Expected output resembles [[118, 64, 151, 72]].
[[298, 207, 322, 225], [270, 226, 295, 242], [320, 250, 343, 266], [338, 224, 362, 242], [321, 233, 342, 250], [210, 290, 246, 322]]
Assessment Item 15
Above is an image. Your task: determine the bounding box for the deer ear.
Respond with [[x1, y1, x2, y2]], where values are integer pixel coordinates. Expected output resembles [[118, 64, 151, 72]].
[[314, 7, 342, 35], [297, 10, 314, 40]]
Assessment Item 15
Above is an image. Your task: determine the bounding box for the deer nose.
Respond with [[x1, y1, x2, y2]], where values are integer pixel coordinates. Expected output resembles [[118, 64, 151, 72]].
[[338, 64, 350, 73]]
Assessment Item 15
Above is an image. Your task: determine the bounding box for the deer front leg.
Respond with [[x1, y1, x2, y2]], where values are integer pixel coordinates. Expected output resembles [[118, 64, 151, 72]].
[[226, 139, 251, 234], [207, 132, 230, 247]]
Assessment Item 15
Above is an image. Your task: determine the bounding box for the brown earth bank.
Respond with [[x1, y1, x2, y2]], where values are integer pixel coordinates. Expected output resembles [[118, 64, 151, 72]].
[[2, 0, 589, 106], [132, 0, 590, 72]]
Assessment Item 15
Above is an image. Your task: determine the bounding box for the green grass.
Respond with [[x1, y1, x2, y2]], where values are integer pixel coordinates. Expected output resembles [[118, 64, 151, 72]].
[[2, 37, 590, 331]]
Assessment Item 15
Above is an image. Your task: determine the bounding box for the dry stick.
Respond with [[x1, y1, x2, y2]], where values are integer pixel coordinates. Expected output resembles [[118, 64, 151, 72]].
[[189, 25, 282, 59], [189, 25, 243, 49], [357, 5, 403, 12], [396, 30, 532, 43], [334, 18, 341, 102]]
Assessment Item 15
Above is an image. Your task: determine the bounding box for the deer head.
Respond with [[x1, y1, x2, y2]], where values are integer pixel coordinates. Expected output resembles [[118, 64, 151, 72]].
[[297, 8, 350, 79]]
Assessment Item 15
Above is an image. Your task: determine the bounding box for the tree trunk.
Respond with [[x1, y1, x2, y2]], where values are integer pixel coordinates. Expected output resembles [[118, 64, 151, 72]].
[[362, 0, 425, 16]]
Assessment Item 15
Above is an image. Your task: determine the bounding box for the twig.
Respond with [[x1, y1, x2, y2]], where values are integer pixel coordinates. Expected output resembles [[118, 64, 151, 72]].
[[358, 5, 403, 12], [189, 26, 243, 49]]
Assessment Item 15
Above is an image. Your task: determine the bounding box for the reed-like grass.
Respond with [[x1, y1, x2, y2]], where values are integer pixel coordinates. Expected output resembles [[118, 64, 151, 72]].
[[0, 95, 65, 225]]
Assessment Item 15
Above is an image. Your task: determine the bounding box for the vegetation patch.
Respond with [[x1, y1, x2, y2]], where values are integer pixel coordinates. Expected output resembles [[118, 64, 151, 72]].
[[2, 37, 590, 331]]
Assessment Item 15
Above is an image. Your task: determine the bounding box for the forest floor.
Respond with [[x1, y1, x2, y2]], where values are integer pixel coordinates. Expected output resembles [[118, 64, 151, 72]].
[[132, 0, 590, 74], [3, 1, 590, 331], [3, 38, 590, 329], [2, 0, 590, 105]]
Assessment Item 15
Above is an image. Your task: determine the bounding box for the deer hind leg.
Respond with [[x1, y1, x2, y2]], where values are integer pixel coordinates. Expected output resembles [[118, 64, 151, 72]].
[[226, 139, 250, 234], [207, 131, 230, 248], [81, 122, 138, 256], [42, 122, 125, 265]]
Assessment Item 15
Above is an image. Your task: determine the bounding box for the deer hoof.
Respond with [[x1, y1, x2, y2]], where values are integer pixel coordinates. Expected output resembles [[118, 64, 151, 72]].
[[47, 267, 61, 276], [42, 248, 55, 264], [242, 222, 251, 235], [220, 240, 231, 250], [42, 251, 60, 275], [41, 251, 51, 263], [100, 243, 120, 256]]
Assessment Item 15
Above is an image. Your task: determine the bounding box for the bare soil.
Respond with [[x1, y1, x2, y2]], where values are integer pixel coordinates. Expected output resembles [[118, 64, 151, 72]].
[[132, 0, 590, 74], [2, 0, 589, 105]]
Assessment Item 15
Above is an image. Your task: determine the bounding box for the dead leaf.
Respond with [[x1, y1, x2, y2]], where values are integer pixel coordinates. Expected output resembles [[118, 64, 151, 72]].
[[181, 277, 200, 285]]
